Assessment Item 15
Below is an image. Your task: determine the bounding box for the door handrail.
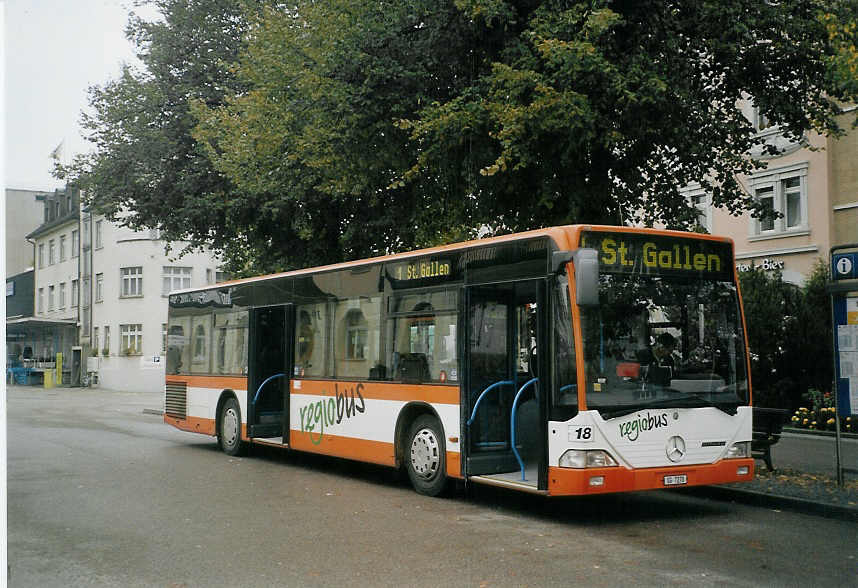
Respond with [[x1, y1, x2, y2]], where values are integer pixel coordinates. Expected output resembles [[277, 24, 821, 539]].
[[511, 377, 539, 481], [466, 380, 514, 426], [253, 372, 287, 405]]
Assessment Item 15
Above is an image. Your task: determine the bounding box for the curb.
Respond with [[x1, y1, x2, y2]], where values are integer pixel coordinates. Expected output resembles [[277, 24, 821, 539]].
[[782, 427, 858, 440], [687, 485, 858, 522]]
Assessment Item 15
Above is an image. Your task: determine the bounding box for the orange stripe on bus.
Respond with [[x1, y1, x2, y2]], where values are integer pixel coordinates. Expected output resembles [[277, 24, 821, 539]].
[[290, 430, 397, 466], [293, 380, 460, 405], [571, 224, 733, 245], [166, 374, 247, 391], [165, 414, 464, 479], [289, 430, 463, 479], [446, 452, 462, 479], [547, 459, 754, 496], [164, 414, 216, 436], [199, 226, 576, 290]]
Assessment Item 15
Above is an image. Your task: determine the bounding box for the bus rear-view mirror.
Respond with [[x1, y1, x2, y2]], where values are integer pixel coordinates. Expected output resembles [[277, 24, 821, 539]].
[[573, 248, 599, 306]]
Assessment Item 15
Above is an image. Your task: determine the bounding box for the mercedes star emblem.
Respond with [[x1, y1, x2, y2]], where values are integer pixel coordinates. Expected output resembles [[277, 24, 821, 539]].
[[666, 435, 686, 462]]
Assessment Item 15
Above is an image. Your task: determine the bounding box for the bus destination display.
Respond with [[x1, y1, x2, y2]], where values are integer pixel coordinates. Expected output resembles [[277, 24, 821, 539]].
[[581, 231, 734, 281], [387, 257, 455, 287]]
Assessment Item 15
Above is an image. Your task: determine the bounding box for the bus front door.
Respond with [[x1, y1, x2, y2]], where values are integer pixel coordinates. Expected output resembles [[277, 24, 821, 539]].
[[464, 280, 546, 485], [248, 304, 294, 441]]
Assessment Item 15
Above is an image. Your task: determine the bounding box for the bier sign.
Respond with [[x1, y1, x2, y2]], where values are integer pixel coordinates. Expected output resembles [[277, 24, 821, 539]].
[[581, 231, 734, 281]]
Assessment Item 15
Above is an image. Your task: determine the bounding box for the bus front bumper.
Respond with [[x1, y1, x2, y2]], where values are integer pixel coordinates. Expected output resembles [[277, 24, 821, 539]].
[[547, 458, 754, 496]]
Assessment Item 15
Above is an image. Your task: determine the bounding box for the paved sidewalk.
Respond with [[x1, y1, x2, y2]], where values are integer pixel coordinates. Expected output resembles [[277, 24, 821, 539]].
[[700, 467, 858, 522]]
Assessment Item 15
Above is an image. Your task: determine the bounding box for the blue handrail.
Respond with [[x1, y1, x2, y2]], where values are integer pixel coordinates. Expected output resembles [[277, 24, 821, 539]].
[[466, 380, 514, 426], [510, 378, 539, 481], [253, 372, 287, 405]]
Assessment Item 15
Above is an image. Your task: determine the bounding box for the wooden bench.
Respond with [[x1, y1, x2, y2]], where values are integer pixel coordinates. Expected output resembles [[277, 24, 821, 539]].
[[752, 407, 789, 471]]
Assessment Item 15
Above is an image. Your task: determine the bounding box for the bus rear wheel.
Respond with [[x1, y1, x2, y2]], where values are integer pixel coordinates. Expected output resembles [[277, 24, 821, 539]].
[[219, 397, 245, 456], [406, 415, 447, 496]]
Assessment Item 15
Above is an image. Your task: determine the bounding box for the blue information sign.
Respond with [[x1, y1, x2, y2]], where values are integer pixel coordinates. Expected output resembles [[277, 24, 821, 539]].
[[832, 252, 858, 281], [832, 296, 858, 417]]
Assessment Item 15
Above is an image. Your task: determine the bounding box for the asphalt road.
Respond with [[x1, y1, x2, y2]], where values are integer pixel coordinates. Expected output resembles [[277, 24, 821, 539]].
[[6, 386, 858, 587]]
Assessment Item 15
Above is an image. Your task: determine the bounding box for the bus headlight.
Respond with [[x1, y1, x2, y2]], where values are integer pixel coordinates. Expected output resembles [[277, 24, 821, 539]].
[[559, 449, 618, 468], [726, 441, 751, 459]]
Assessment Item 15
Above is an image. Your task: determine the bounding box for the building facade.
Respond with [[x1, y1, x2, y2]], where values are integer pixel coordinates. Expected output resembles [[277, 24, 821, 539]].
[[83, 215, 226, 393], [690, 106, 858, 284], [15, 189, 81, 382], [5, 188, 49, 277], [15, 186, 225, 392]]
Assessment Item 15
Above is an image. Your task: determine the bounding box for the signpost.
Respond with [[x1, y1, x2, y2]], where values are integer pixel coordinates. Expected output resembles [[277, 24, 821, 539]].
[[830, 245, 858, 485]]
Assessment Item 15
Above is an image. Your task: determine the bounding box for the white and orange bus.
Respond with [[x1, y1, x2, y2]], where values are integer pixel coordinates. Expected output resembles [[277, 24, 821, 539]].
[[164, 225, 754, 496]]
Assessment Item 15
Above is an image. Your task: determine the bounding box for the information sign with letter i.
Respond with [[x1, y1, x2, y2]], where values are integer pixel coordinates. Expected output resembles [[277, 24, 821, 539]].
[[830, 245, 858, 484]]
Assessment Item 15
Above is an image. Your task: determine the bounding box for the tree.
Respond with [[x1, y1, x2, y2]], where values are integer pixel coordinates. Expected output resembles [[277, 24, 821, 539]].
[[57, 0, 278, 275], [404, 0, 858, 231], [64, 0, 858, 273], [790, 260, 834, 393], [739, 260, 833, 409], [192, 0, 489, 269], [823, 0, 858, 104]]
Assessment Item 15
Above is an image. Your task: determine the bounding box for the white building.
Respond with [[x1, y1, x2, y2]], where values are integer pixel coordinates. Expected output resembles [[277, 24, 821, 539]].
[[19, 189, 81, 382], [24, 186, 225, 392], [85, 213, 226, 392]]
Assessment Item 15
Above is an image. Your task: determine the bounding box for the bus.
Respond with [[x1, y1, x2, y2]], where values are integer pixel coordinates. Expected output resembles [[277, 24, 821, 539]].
[[164, 225, 754, 496]]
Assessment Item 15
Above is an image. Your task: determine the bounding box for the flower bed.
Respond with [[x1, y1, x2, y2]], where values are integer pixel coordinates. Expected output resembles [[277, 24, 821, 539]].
[[789, 389, 854, 433]]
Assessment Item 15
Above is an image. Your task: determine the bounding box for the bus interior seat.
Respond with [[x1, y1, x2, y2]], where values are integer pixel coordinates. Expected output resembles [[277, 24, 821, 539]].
[[646, 365, 672, 386], [397, 353, 430, 383], [369, 364, 387, 380]]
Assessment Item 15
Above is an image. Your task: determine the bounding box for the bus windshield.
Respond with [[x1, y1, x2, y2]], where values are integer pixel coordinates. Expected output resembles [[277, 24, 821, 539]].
[[580, 274, 749, 419]]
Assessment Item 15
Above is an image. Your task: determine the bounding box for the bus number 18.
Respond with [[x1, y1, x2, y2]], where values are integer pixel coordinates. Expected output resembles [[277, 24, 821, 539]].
[[569, 426, 594, 442]]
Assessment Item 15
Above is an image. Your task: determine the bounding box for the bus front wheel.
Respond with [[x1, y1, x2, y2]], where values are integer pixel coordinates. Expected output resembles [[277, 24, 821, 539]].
[[219, 397, 245, 456], [406, 415, 447, 496]]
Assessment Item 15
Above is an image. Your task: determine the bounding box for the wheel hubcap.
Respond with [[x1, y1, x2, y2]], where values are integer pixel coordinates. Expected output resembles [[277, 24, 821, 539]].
[[410, 428, 440, 478], [223, 408, 238, 447]]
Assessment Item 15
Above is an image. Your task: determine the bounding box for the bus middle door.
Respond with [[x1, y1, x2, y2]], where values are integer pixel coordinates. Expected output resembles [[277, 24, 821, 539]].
[[248, 304, 294, 441]]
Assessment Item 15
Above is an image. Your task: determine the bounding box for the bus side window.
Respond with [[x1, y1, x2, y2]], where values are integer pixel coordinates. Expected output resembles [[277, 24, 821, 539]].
[[295, 304, 328, 378], [166, 323, 186, 375], [333, 296, 382, 380], [213, 309, 248, 375], [387, 291, 458, 384], [553, 275, 577, 409]]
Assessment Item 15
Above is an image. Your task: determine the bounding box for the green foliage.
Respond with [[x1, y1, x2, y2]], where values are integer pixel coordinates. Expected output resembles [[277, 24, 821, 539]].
[[739, 260, 832, 410], [61, 0, 858, 273], [822, 1, 858, 111], [193, 0, 486, 268]]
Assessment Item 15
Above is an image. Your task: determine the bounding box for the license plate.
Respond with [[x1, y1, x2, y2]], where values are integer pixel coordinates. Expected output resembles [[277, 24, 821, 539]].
[[664, 474, 687, 486]]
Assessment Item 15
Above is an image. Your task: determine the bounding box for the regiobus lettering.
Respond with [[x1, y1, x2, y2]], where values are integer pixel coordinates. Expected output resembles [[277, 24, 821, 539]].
[[299, 383, 366, 445], [618, 412, 671, 442]]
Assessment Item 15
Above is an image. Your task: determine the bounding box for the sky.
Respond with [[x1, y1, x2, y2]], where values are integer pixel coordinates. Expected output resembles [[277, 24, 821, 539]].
[[4, 0, 154, 191]]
